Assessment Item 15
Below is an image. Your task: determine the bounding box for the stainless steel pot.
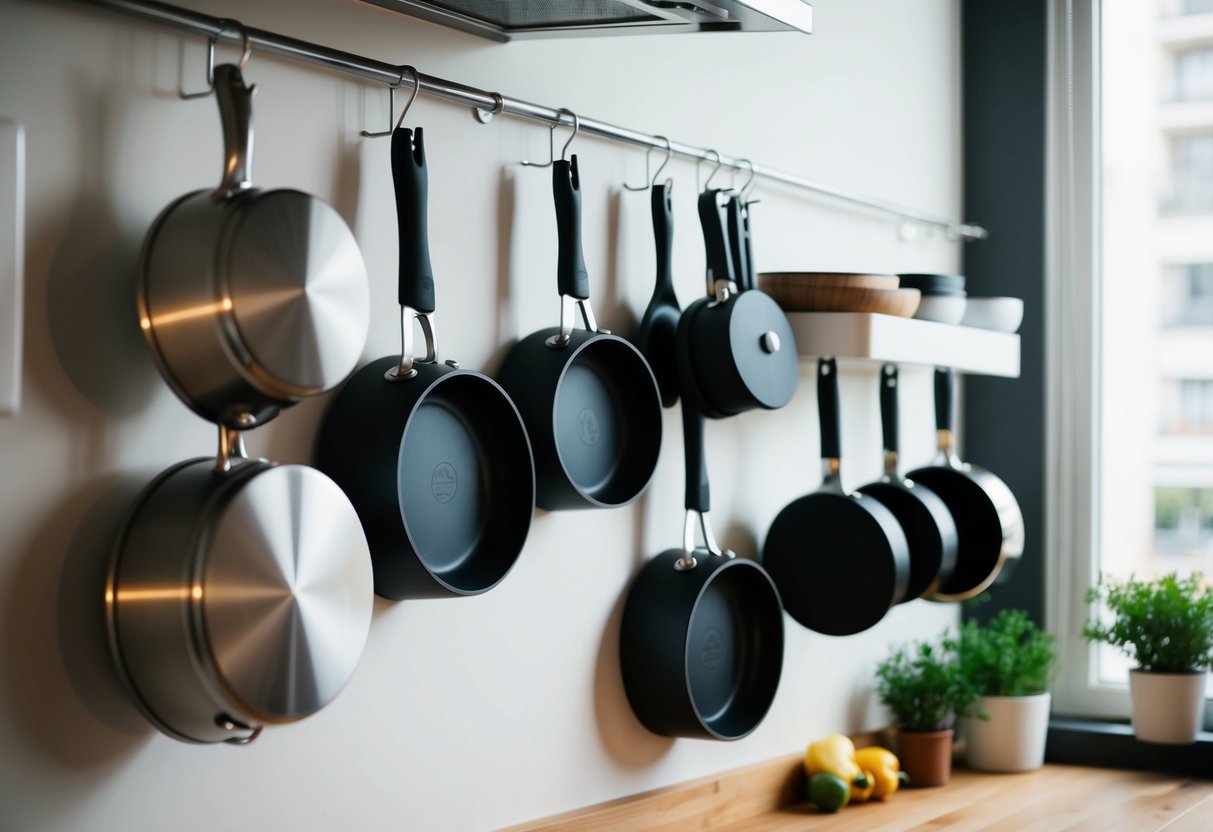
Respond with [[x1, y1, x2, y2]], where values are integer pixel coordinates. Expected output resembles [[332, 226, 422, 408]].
[[138, 63, 369, 429], [106, 426, 374, 744]]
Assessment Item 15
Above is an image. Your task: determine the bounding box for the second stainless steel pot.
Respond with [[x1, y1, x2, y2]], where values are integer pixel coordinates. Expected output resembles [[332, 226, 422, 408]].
[[138, 63, 369, 429]]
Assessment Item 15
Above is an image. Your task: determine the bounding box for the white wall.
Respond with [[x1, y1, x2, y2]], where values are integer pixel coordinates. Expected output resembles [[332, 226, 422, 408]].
[[0, 1, 964, 829]]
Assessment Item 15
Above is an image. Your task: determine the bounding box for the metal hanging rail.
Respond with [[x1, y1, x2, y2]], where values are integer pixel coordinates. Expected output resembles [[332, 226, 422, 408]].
[[81, 0, 988, 241]]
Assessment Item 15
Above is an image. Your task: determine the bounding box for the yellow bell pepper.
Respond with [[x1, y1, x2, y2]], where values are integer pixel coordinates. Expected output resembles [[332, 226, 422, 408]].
[[805, 734, 872, 802], [853, 746, 906, 801]]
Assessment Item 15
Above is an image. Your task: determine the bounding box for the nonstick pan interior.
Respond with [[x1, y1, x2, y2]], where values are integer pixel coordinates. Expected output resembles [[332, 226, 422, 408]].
[[686, 559, 784, 739], [553, 337, 662, 505], [398, 372, 533, 594]]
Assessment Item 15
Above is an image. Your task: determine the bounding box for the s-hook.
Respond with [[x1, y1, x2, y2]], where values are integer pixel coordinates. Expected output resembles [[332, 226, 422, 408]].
[[623, 136, 673, 192], [361, 65, 420, 138], [695, 149, 723, 192], [180, 18, 252, 99], [521, 108, 579, 169]]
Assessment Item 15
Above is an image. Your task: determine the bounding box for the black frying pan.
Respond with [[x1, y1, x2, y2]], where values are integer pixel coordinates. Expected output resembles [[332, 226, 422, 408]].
[[762, 357, 910, 635], [619, 399, 784, 740], [907, 368, 1024, 601], [498, 156, 663, 510], [857, 364, 959, 601], [636, 182, 680, 407], [316, 126, 535, 599]]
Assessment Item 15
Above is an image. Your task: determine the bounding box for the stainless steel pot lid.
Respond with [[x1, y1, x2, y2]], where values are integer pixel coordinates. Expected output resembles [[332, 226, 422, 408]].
[[222, 191, 370, 397], [200, 462, 373, 721]]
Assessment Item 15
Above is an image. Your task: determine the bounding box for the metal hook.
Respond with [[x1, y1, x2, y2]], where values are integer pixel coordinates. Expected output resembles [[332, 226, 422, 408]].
[[360, 66, 418, 138], [180, 19, 252, 100], [696, 149, 722, 192], [737, 158, 757, 200], [521, 107, 579, 168], [393, 66, 421, 131], [623, 136, 673, 192]]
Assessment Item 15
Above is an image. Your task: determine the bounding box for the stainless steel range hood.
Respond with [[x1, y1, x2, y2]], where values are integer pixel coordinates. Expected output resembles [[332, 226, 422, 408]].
[[361, 0, 813, 41]]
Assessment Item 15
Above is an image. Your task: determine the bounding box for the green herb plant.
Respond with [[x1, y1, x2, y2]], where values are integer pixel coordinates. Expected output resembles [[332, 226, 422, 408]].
[[875, 634, 980, 731], [958, 609, 1058, 697], [1083, 572, 1213, 673]]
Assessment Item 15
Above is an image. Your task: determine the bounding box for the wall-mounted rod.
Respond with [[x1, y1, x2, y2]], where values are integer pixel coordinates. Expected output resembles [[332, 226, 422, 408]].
[[81, 0, 988, 241]]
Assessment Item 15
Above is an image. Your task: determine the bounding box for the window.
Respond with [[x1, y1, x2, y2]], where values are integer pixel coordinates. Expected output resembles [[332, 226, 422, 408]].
[[1049, 0, 1213, 722], [1171, 46, 1213, 101], [1179, 0, 1213, 15]]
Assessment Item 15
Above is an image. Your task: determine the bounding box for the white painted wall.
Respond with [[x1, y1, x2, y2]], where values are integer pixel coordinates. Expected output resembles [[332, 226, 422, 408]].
[[0, 1, 964, 829]]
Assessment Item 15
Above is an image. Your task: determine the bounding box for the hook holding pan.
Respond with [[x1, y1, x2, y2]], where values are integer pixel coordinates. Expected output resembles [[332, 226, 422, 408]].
[[180, 19, 253, 100]]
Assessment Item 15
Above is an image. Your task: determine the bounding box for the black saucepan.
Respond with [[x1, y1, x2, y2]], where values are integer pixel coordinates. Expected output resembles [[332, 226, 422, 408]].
[[498, 156, 662, 510], [762, 357, 911, 635], [908, 368, 1024, 601], [317, 126, 535, 599], [620, 399, 784, 740], [676, 188, 798, 420], [857, 364, 959, 601], [636, 182, 680, 407]]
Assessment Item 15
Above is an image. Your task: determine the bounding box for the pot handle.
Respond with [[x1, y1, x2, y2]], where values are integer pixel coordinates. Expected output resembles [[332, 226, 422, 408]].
[[387, 127, 438, 380], [818, 357, 843, 489], [697, 189, 735, 300], [652, 182, 675, 298], [934, 367, 963, 466], [725, 193, 749, 293], [212, 64, 255, 200], [676, 401, 732, 570], [880, 363, 900, 476], [547, 156, 601, 347], [215, 423, 249, 474], [740, 198, 756, 292]]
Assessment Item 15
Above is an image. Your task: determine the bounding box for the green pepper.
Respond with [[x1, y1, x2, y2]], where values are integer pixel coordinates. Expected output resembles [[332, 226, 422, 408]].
[[808, 773, 851, 812]]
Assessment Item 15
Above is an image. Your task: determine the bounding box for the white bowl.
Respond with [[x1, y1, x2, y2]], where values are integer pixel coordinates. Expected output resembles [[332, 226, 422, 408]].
[[961, 297, 1024, 333], [914, 294, 967, 325]]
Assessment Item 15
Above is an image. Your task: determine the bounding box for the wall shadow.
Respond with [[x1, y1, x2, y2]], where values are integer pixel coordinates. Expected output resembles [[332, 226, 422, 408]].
[[3, 473, 154, 769], [591, 582, 675, 768]]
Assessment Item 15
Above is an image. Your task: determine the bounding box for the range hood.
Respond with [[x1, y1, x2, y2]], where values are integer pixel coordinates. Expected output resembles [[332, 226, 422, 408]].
[[361, 0, 813, 41]]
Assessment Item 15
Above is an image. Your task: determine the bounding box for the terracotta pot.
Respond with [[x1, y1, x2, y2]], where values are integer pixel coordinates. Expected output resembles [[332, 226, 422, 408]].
[[960, 692, 1051, 772], [1129, 669, 1207, 745], [897, 728, 954, 787]]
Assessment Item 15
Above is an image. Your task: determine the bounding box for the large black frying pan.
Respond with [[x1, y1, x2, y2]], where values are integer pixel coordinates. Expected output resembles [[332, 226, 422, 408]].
[[636, 182, 680, 407], [908, 368, 1024, 601], [620, 400, 784, 740], [317, 127, 535, 599], [498, 156, 662, 510], [762, 357, 910, 635], [857, 364, 959, 601]]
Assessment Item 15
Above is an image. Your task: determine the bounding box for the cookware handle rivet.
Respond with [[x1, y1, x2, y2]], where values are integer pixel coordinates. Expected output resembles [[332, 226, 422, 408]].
[[444, 359, 460, 369], [759, 331, 781, 354], [215, 713, 261, 744]]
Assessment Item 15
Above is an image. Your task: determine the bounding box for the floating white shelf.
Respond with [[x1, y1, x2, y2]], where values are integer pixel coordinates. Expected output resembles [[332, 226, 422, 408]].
[[785, 312, 1021, 378]]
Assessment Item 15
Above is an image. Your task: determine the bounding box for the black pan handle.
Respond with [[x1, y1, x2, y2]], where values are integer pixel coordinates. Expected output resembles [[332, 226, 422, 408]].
[[697, 189, 735, 293], [652, 182, 675, 298], [881, 364, 899, 456], [934, 367, 954, 432], [554, 156, 590, 300], [818, 357, 841, 461], [682, 401, 710, 513], [392, 127, 435, 313], [726, 193, 749, 293], [741, 200, 756, 292]]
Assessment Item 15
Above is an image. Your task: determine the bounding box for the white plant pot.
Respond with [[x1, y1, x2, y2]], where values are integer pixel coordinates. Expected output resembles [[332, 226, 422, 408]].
[[960, 692, 1050, 772], [1129, 669, 1207, 745]]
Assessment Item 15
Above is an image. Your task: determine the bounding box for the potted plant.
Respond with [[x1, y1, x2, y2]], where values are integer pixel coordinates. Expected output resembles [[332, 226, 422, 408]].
[[956, 609, 1057, 771], [1083, 572, 1213, 745], [875, 634, 979, 787]]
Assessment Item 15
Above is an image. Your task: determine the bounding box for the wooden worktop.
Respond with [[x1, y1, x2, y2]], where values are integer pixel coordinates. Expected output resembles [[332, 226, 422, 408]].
[[506, 754, 1213, 832]]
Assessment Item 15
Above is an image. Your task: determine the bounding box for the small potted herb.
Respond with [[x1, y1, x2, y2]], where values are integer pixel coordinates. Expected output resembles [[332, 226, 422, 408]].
[[957, 609, 1057, 771], [875, 634, 978, 787], [1083, 572, 1213, 745]]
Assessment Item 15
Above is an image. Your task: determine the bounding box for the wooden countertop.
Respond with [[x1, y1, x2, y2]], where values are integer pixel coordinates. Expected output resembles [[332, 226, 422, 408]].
[[507, 755, 1213, 832]]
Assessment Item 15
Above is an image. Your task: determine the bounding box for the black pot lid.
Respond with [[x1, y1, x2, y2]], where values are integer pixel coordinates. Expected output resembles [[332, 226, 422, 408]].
[[729, 291, 799, 410]]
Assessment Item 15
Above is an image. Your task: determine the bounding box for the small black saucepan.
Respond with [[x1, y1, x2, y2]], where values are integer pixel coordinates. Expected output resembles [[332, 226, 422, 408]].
[[908, 368, 1024, 601], [636, 181, 680, 407], [620, 400, 784, 740], [498, 156, 662, 510], [857, 364, 959, 601], [762, 357, 911, 635], [317, 126, 535, 599], [676, 189, 798, 419]]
